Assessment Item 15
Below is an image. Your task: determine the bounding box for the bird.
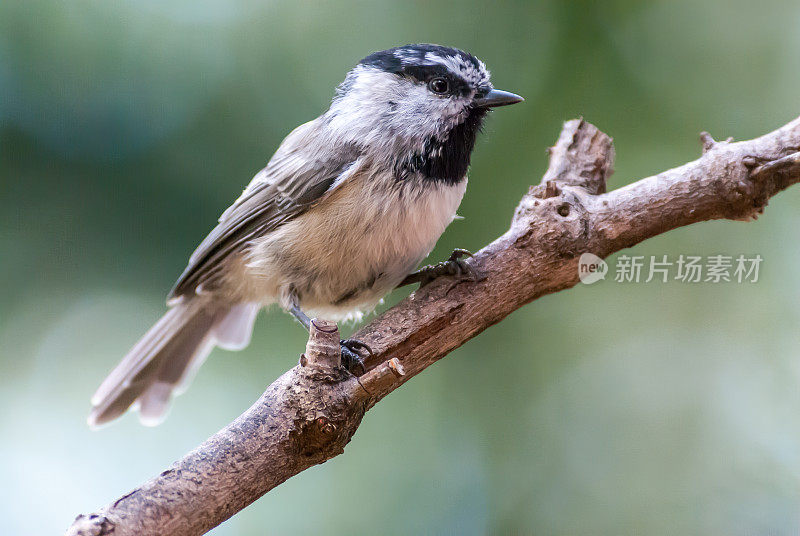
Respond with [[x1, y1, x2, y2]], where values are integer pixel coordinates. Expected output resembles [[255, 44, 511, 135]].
[[88, 44, 523, 427]]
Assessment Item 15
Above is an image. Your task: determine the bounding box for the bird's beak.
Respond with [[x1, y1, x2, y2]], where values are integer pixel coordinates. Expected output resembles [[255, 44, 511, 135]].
[[473, 89, 524, 108]]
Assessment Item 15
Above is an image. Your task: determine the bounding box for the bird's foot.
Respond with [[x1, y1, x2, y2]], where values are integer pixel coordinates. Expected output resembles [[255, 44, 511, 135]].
[[400, 248, 484, 288], [340, 339, 372, 375]]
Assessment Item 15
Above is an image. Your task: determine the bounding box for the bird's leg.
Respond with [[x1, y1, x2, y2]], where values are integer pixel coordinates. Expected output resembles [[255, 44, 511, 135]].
[[398, 248, 485, 288], [289, 296, 369, 375], [288, 301, 312, 331]]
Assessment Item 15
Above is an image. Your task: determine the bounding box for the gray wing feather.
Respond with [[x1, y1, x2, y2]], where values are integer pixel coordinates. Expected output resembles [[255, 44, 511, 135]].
[[168, 119, 360, 300]]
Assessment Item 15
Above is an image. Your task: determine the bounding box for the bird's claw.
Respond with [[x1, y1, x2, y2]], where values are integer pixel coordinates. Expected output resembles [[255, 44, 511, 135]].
[[340, 339, 372, 375], [408, 248, 484, 287], [447, 248, 480, 281]]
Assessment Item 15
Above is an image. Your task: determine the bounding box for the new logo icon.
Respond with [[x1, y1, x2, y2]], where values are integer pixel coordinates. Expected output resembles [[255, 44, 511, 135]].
[[578, 253, 608, 284]]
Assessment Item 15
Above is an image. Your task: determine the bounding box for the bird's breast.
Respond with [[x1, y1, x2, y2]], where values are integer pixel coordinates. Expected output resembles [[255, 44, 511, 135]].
[[244, 171, 468, 318]]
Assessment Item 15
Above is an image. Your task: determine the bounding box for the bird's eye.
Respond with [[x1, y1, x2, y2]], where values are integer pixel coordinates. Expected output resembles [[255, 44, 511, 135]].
[[428, 78, 449, 94]]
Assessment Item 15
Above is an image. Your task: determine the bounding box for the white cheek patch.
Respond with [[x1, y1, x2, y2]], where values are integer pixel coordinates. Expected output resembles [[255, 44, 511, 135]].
[[327, 68, 408, 140], [329, 70, 458, 148], [394, 84, 468, 140]]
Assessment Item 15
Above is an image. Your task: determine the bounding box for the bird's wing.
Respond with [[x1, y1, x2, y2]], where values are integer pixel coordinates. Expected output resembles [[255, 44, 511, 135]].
[[168, 119, 361, 301]]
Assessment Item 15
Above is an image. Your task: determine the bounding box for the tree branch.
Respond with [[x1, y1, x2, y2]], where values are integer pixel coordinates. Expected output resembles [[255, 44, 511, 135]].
[[68, 116, 800, 536]]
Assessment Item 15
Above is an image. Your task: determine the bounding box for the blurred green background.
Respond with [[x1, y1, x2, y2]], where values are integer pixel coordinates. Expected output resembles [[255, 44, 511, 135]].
[[2, 0, 799, 534]]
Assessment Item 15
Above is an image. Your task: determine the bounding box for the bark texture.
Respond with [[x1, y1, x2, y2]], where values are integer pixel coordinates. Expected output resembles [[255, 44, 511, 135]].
[[67, 116, 800, 536]]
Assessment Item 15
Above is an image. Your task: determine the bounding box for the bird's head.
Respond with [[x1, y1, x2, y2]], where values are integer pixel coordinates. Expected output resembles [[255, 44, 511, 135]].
[[327, 44, 523, 161]]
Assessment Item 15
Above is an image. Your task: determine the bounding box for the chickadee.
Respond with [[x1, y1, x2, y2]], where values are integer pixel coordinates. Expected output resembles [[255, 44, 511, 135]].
[[89, 44, 523, 427]]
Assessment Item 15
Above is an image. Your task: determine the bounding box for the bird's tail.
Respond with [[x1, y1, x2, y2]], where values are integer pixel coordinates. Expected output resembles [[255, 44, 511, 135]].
[[88, 299, 259, 427]]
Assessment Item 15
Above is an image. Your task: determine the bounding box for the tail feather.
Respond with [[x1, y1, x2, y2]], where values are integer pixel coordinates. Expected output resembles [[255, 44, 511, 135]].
[[90, 306, 186, 407], [88, 300, 258, 427], [213, 302, 259, 351], [137, 382, 174, 426], [136, 308, 218, 426]]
